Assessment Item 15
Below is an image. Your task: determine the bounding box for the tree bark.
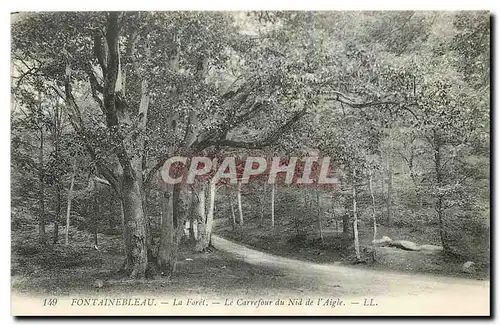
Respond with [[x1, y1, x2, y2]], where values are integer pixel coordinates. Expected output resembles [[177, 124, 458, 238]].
[[195, 184, 208, 251], [434, 131, 449, 252], [194, 181, 217, 251], [158, 189, 175, 275], [53, 175, 60, 246], [52, 100, 61, 245], [369, 170, 377, 262], [157, 184, 190, 276], [188, 207, 197, 242], [93, 195, 99, 247], [271, 184, 276, 228], [342, 200, 351, 240], [369, 171, 377, 242], [260, 182, 267, 225], [205, 181, 217, 246], [236, 180, 243, 225], [386, 127, 394, 226], [352, 167, 361, 261], [331, 195, 339, 234], [38, 125, 46, 244], [229, 190, 236, 229], [120, 199, 133, 272], [121, 175, 148, 278], [316, 188, 324, 247], [53, 186, 60, 245]]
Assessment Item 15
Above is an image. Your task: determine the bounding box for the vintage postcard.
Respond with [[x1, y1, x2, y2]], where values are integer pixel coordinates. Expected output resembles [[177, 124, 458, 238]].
[[10, 11, 490, 316]]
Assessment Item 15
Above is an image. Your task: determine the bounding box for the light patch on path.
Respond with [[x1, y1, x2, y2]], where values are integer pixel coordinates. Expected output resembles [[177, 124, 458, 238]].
[[212, 235, 490, 316]]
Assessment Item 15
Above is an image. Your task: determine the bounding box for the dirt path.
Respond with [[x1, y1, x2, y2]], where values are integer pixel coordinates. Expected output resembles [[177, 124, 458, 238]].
[[212, 235, 490, 315]]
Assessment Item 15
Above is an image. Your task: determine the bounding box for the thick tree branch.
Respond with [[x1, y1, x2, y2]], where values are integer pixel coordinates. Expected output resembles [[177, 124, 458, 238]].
[[196, 107, 308, 150], [84, 64, 105, 112], [325, 91, 399, 108], [102, 12, 121, 129], [93, 28, 108, 76], [325, 90, 420, 121]]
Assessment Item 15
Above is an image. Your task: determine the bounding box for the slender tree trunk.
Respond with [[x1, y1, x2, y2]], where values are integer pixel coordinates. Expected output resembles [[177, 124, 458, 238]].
[[236, 180, 243, 225], [54, 177, 61, 245], [352, 167, 361, 261], [205, 181, 217, 246], [198, 184, 206, 222], [260, 182, 267, 225], [194, 181, 217, 251], [195, 184, 209, 252], [108, 194, 115, 232], [229, 190, 236, 229], [53, 103, 61, 245], [142, 185, 155, 263], [331, 196, 339, 234], [93, 195, 99, 247], [189, 190, 197, 240], [386, 164, 393, 225], [369, 170, 377, 263], [433, 131, 449, 252], [316, 188, 324, 247], [189, 209, 197, 242], [65, 160, 76, 245], [158, 189, 175, 275], [271, 183, 275, 228], [386, 127, 394, 226], [369, 171, 377, 241], [342, 208, 351, 240], [38, 126, 46, 243], [225, 186, 233, 228]]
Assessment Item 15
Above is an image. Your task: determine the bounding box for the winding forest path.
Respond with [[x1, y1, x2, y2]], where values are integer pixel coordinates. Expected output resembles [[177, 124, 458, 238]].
[[212, 235, 490, 315]]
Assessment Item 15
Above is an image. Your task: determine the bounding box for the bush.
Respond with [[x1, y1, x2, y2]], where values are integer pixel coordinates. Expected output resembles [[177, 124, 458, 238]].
[[12, 241, 43, 256]]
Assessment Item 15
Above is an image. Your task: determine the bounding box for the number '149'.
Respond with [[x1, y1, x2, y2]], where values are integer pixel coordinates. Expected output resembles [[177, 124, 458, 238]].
[[43, 298, 58, 306]]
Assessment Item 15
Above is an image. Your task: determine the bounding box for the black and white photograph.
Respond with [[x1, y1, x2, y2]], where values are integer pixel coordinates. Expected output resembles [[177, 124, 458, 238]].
[[9, 10, 490, 316]]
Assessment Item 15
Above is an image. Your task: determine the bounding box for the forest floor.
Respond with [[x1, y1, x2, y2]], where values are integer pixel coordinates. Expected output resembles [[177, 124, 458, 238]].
[[11, 218, 488, 301], [216, 219, 490, 280], [11, 224, 297, 298]]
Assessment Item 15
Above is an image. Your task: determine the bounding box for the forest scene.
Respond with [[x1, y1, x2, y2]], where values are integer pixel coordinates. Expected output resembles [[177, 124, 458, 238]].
[[10, 11, 490, 315]]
